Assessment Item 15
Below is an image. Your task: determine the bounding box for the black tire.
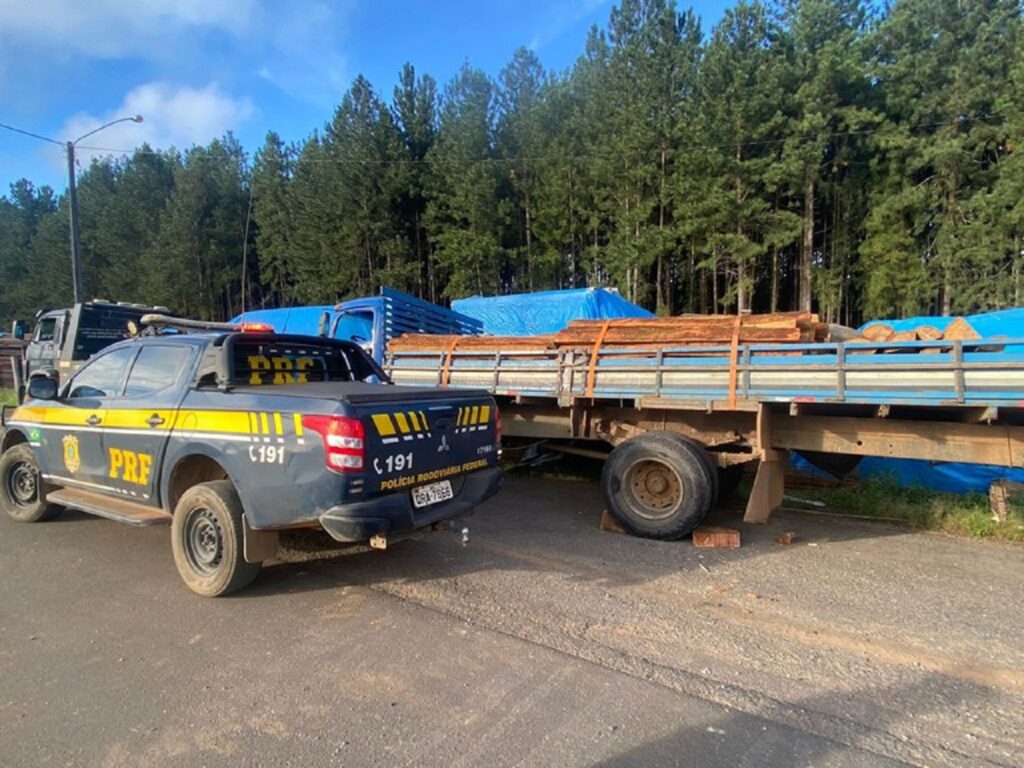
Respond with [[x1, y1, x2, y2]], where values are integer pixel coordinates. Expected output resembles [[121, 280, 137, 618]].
[[171, 480, 260, 597], [0, 443, 62, 523], [602, 432, 715, 540]]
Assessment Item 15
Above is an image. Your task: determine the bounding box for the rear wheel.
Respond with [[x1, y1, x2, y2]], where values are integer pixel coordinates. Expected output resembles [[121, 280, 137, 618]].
[[0, 443, 62, 522], [602, 432, 715, 540], [171, 480, 260, 597]]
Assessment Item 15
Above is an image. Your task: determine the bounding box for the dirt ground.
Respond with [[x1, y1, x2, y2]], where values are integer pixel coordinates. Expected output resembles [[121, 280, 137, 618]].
[[1, 475, 1021, 767]]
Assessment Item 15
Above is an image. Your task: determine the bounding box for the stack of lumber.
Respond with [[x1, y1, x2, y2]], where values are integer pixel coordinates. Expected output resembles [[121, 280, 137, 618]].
[[389, 311, 829, 354], [388, 334, 557, 352], [388, 313, 988, 358], [553, 312, 828, 347]]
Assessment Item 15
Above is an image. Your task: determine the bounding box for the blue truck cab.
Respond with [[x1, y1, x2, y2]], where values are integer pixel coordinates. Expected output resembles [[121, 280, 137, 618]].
[[234, 287, 483, 365], [0, 316, 501, 597]]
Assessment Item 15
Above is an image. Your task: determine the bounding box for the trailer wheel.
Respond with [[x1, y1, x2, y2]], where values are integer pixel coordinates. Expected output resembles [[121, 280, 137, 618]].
[[171, 480, 260, 597], [602, 432, 715, 539], [0, 444, 62, 522]]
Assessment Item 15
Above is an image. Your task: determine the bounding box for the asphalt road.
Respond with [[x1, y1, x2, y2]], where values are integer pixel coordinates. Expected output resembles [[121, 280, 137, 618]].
[[1, 475, 1022, 767]]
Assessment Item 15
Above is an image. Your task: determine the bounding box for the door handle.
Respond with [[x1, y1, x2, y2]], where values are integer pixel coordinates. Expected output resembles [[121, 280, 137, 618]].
[[146, 414, 165, 427], [86, 414, 101, 426]]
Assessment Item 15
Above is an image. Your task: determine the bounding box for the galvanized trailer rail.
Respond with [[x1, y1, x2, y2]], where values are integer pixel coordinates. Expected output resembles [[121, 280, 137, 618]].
[[386, 338, 1024, 535], [387, 338, 1024, 407]]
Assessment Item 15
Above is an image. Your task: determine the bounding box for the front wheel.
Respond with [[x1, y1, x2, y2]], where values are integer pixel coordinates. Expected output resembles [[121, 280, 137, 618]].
[[171, 480, 261, 597], [602, 432, 715, 540], [0, 443, 62, 522]]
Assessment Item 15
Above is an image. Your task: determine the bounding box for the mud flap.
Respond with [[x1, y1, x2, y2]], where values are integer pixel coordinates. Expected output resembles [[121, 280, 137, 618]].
[[243, 515, 279, 563]]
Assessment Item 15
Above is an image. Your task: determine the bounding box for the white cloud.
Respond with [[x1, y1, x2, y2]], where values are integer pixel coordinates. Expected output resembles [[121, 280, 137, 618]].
[[0, 0, 258, 59], [0, 0, 352, 104], [58, 82, 254, 163]]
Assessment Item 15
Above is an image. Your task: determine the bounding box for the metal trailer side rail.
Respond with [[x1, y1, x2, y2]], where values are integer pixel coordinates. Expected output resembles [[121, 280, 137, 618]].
[[386, 337, 1024, 524]]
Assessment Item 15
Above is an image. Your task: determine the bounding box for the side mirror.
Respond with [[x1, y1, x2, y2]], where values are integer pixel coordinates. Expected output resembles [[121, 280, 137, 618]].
[[11, 321, 25, 340], [27, 375, 58, 401], [318, 311, 330, 337]]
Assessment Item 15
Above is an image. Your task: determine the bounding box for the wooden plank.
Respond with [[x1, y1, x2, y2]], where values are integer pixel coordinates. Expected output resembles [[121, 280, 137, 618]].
[[770, 414, 1024, 467]]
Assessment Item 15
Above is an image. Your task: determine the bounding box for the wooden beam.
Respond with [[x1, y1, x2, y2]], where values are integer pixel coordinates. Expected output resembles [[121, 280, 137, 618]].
[[771, 415, 1024, 467]]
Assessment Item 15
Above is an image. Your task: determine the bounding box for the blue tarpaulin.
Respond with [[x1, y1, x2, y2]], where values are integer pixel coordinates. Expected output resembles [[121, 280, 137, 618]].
[[861, 307, 1024, 339], [796, 308, 1024, 492], [452, 288, 653, 336]]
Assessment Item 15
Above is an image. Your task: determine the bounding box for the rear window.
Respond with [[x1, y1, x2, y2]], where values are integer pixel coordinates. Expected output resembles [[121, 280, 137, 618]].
[[73, 306, 146, 358], [231, 340, 376, 386]]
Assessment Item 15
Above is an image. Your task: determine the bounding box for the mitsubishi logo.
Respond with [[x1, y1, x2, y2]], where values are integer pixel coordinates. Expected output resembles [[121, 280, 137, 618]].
[[437, 434, 451, 453]]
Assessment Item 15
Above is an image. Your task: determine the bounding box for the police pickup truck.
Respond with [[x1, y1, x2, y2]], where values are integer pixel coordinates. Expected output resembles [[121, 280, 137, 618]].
[[0, 316, 502, 596]]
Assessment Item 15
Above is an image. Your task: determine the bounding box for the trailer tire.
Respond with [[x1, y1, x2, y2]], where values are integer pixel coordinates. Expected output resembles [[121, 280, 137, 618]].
[[171, 480, 260, 597], [0, 444, 62, 522], [602, 432, 715, 540]]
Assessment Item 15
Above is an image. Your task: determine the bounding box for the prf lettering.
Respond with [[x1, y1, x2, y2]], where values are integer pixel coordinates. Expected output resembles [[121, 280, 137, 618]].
[[247, 355, 316, 385], [108, 448, 152, 486]]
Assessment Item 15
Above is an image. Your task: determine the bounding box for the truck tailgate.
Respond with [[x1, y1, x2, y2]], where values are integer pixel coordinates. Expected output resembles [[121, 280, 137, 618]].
[[355, 394, 499, 496]]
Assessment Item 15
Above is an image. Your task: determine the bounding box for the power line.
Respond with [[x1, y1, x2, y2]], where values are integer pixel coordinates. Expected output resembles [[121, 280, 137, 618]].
[[0, 121, 63, 147]]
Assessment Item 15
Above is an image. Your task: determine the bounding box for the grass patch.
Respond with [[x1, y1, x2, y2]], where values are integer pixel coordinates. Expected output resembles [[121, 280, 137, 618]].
[[785, 476, 1024, 543], [0, 389, 16, 407]]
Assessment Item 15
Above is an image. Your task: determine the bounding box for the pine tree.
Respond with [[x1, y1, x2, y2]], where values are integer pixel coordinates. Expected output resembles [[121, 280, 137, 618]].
[[393, 64, 439, 300], [252, 132, 295, 307], [425, 64, 505, 297]]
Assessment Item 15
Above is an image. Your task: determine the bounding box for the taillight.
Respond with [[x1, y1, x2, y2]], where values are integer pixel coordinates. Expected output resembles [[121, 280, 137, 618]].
[[301, 414, 365, 473]]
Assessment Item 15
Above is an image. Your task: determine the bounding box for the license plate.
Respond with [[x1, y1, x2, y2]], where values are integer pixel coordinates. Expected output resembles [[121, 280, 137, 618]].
[[412, 480, 454, 508]]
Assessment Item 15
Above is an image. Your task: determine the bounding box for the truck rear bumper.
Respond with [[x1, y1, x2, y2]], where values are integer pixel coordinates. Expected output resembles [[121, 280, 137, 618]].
[[318, 467, 503, 543]]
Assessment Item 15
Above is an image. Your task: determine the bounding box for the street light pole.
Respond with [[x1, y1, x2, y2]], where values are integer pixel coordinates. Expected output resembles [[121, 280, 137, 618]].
[[65, 115, 144, 304], [66, 141, 84, 303]]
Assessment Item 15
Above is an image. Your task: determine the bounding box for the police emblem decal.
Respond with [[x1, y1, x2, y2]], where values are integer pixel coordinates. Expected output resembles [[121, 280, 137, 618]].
[[62, 434, 81, 474]]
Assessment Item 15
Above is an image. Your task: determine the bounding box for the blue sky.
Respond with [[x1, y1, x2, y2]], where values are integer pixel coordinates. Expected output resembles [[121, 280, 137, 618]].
[[0, 0, 729, 193]]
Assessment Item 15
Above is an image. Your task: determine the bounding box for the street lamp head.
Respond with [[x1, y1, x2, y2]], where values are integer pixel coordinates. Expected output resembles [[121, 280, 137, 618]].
[[131, 115, 144, 123]]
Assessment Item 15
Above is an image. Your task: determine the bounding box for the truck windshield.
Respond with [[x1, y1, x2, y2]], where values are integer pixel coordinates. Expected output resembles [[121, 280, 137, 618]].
[[230, 339, 378, 386]]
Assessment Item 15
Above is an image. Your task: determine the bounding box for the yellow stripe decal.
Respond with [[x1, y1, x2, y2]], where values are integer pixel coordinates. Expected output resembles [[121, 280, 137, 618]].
[[408, 411, 421, 431], [419, 411, 429, 431], [457, 407, 464, 427], [371, 413, 396, 436], [11, 406, 284, 437], [471, 405, 480, 425], [394, 412, 410, 434], [293, 413, 304, 436], [103, 409, 178, 430], [181, 410, 253, 435], [274, 412, 284, 436], [479, 405, 490, 425]]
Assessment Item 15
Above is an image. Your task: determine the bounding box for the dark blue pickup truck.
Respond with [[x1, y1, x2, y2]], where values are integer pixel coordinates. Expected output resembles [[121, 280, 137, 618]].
[[0, 317, 502, 596]]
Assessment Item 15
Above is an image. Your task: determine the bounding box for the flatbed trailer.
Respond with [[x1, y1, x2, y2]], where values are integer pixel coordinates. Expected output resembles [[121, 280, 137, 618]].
[[386, 336, 1024, 538]]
